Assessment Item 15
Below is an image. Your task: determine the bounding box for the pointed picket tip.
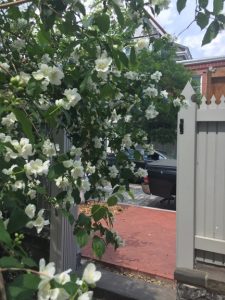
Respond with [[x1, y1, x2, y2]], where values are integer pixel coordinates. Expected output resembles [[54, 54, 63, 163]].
[[220, 95, 225, 107], [200, 96, 207, 109], [181, 81, 196, 104], [210, 95, 217, 108]]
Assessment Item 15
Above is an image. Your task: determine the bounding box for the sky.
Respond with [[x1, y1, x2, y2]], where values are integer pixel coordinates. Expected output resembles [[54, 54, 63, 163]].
[[155, 0, 225, 59]]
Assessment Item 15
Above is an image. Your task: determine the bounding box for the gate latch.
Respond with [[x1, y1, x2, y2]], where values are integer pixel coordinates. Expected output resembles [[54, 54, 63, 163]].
[[179, 119, 184, 134]]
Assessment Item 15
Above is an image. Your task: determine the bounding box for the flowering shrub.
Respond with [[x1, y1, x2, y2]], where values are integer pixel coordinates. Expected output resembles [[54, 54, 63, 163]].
[[0, 0, 188, 298]]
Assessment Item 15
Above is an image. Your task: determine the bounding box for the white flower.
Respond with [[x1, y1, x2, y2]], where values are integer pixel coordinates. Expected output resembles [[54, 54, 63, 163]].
[[42, 139, 59, 157], [145, 104, 159, 120], [70, 146, 82, 157], [182, 99, 189, 109], [17, 18, 27, 28], [2, 164, 18, 176], [78, 292, 93, 300], [9, 138, 34, 160], [41, 54, 51, 64], [63, 190, 74, 205], [11, 180, 25, 191], [63, 159, 74, 168], [0, 62, 10, 72], [38, 95, 51, 110], [86, 162, 95, 174], [64, 88, 81, 106], [124, 71, 139, 80], [27, 189, 37, 199], [82, 263, 101, 285], [160, 90, 168, 98], [1, 112, 17, 128], [47, 66, 64, 85], [55, 176, 70, 189], [24, 159, 50, 178], [143, 86, 158, 98], [124, 115, 132, 123], [12, 39, 25, 50], [19, 72, 31, 84], [151, 71, 162, 83], [26, 209, 49, 234], [95, 52, 112, 73], [93, 137, 102, 149], [71, 160, 84, 179], [135, 38, 149, 50], [81, 178, 91, 192], [173, 97, 181, 107], [39, 258, 56, 280], [109, 165, 119, 178], [135, 168, 148, 177], [54, 269, 71, 285], [38, 259, 70, 300], [33, 64, 64, 86], [25, 204, 36, 219], [122, 134, 132, 148]]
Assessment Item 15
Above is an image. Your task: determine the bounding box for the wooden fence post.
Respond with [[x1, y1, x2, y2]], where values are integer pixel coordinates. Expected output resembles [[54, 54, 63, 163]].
[[176, 82, 197, 269], [49, 131, 80, 273]]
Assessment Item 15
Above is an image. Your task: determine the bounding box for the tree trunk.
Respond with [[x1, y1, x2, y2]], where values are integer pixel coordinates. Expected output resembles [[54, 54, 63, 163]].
[[0, 272, 7, 300]]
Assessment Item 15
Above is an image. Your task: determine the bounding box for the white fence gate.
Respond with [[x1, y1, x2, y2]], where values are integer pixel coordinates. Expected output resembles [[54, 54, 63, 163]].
[[177, 82, 225, 269]]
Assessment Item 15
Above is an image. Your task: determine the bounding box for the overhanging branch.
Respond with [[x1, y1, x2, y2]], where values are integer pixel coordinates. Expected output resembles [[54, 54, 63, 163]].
[[0, 0, 32, 9]]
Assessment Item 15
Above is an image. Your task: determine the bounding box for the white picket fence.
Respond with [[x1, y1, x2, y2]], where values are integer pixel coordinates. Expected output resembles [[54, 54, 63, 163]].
[[177, 82, 225, 269]]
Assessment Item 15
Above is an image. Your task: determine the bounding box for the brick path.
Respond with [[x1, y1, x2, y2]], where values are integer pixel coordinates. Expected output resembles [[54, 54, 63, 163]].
[[82, 204, 176, 281]]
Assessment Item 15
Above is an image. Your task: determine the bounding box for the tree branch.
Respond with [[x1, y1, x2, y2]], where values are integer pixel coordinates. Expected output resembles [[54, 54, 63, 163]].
[[0, 0, 32, 9]]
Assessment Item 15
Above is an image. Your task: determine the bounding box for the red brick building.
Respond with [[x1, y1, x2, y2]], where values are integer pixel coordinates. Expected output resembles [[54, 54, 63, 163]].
[[179, 56, 225, 102]]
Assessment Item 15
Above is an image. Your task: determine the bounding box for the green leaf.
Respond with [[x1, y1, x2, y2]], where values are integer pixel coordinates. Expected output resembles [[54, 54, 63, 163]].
[[199, 0, 208, 8], [0, 220, 12, 246], [92, 236, 106, 258], [196, 12, 209, 29], [177, 0, 187, 13], [13, 108, 35, 143], [91, 205, 107, 222], [100, 84, 115, 98], [0, 256, 22, 268], [107, 195, 118, 206], [217, 14, 225, 23], [77, 213, 91, 226], [118, 51, 129, 67], [21, 257, 37, 267], [202, 20, 220, 45], [37, 28, 51, 48], [7, 274, 40, 300], [7, 208, 29, 234], [213, 0, 224, 14], [48, 163, 66, 180], [130, 46, 136, 65], [112, 3, 124, 27], [95, 14, 110, 33], [127, 190, 135, 200], [75, 229, 89, 247]]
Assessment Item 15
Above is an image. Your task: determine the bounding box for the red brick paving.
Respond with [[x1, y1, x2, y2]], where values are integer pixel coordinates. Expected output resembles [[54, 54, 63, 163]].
[[82, 204, 176, 280]]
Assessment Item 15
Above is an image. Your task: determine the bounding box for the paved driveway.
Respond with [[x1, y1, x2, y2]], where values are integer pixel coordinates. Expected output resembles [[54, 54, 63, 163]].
[[121, 184, 176, 211]]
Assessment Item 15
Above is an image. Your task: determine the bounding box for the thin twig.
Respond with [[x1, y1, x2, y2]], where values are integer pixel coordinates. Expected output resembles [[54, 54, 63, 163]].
[[0, 267, 49, 278], [177, 19, 195, 37], [0, 0, 31, 9], [0, 64, 12, 76]]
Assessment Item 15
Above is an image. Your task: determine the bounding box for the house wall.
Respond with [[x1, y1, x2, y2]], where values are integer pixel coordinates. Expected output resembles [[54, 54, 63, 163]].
[[185, 60, 225, 101]]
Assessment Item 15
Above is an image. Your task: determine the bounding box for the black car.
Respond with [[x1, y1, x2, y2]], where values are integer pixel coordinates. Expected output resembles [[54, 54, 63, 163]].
[[142, 159, 176, 204]]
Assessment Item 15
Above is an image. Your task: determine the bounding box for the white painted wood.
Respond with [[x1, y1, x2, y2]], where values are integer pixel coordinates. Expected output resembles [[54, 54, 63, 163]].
[[195, 236, 225, 254], [204, 122, 217, 239], [195, 123, 207, 237], [176, 82, 197, 269], [214, 123, 225, 240], [199, 96, 207, 110], [197, 109, 225, 122], [50, 131, 79, 273]]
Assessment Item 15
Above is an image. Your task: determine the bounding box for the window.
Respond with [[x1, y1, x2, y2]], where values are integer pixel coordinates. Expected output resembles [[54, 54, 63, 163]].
[[191, 75, 202, 94]]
